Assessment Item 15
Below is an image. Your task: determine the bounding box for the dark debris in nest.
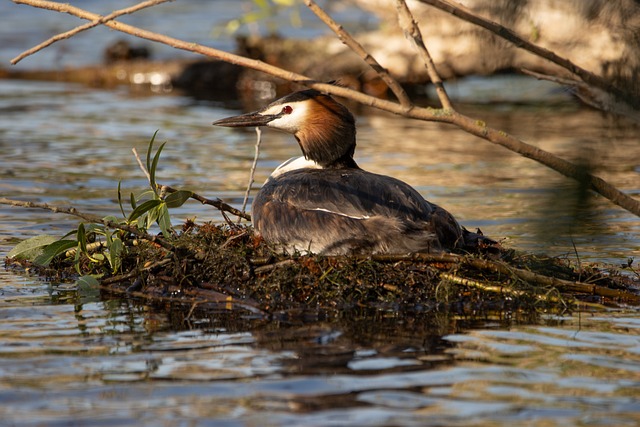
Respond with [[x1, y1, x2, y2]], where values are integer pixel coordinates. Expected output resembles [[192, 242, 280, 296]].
[[5, 221, 640, 319]]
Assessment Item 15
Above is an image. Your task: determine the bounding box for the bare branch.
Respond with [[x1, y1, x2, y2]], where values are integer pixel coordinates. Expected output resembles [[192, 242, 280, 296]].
[[418, 0, 637, 108], [304, 0, 413, 108], [11, 0, 171, 65], [395, 0, 452, 110], [132, 147, 152, 183], [160, 185, 251, 221]]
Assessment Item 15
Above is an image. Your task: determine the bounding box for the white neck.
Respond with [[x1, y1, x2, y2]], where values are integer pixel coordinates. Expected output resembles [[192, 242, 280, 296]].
[[268, 156, 323, 180]]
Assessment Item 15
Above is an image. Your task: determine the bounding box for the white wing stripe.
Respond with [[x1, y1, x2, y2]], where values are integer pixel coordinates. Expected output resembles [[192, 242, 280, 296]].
[[310, 207, 370, 220]]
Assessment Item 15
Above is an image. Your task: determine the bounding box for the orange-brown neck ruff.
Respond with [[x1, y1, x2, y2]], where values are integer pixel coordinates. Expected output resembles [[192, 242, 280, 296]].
[[294, 93, 357, 168]]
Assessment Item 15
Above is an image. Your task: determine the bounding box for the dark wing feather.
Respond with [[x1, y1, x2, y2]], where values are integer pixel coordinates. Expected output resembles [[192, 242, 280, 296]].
[[251, 168, 464, 254], [259, 169, 434, 220]]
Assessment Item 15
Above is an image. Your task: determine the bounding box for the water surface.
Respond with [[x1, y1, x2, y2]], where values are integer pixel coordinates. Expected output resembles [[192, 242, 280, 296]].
[[1, 1, 640, 426]]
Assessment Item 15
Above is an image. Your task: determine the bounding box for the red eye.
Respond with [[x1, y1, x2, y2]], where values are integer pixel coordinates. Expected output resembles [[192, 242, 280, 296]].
[[282, 105, 293, 114]]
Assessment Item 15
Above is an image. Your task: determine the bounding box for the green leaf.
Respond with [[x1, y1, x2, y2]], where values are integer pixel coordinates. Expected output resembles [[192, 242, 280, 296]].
[[73, 244, 82, 275], [145, 130, 159, 179], [146, 203, 162, 228], [90, 253, 105, 262], [33, 239, 77, 266], [77, 223, 87, 253], [105, 227, 113, 246], [83, 223, 104, 235], [157, 204, 172, 237], [149, 141, 167, 196], [117, 181, 127, 218], [130, 192, 137, 211], [102, 215, 120, 226], [7, 235, 59, 260], [164, 190, 194, 208], [128, 199, 162, 222], [76, 274, 101, 302], [76, 275, 100, 290], [108, 237, 124, 273]]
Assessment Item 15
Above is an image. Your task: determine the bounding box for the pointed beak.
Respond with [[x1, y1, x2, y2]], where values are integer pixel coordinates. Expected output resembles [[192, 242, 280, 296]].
[[212, 111, 278, 128]]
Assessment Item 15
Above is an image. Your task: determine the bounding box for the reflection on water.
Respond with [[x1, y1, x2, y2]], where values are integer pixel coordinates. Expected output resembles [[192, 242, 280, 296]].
[[0, 284, 638, 426]]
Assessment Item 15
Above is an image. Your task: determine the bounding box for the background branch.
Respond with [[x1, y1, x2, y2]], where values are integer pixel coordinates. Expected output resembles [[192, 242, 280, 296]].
[[395, 0, 452, 110], [418, 0, 637, 108]]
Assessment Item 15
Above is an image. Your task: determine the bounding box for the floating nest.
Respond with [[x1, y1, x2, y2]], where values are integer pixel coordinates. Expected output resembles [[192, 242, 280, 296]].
[[6, 220, 639, 320]]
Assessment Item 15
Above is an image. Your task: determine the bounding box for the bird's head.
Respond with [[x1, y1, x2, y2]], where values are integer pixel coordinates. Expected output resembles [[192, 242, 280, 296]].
[[213, 89, 357, 168]]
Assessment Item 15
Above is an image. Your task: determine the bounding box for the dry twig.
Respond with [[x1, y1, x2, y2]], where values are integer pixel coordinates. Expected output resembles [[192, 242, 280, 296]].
[[160, 184, 250, 221], [129, 146, 250, 220], [239, 127, 262, 221]]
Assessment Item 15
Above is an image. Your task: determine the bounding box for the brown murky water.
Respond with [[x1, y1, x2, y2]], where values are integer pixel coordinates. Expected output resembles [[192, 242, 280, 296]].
[[1, 1, 640, 425]]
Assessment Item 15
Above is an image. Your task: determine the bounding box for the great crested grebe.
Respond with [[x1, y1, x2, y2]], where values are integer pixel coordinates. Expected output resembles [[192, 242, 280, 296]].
[[213, 89, 490, 255]]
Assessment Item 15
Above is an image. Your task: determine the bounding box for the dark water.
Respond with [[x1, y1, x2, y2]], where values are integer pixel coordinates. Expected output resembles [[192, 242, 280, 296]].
[[1, 1, 640, 426]]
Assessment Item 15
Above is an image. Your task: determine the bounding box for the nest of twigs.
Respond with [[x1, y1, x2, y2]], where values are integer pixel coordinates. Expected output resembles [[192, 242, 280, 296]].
[[7, 220, 639, 320]]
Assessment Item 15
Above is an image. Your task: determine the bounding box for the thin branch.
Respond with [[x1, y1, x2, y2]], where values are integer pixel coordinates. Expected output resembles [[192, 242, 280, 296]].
[[10, 0, 640, 218], [0, 197, 175, 251], [239, 127, 262, 222], [418, 0, 637, 108], [304, 0, 413, 108], [160, 184, 251, 221], [100, 258, 171, 285], [395, 0, 452, 110], [10, 0, 171, 65], [130, 146, 250, 220], [132, 147, 152, 182]]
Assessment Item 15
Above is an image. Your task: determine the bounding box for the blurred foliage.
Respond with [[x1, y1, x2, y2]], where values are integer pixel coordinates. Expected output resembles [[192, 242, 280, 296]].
[[214, 0, 301, 37]]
